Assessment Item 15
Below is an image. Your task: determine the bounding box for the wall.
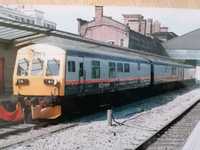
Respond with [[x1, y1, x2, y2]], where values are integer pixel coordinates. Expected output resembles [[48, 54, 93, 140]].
[[84, 24, 129, 47], [0, 43, 17, 95], [128, 31, 167, 55]]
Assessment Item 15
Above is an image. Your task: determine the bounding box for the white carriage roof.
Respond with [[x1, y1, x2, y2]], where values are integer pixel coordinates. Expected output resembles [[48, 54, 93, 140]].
[[31, 36, 189, 67]]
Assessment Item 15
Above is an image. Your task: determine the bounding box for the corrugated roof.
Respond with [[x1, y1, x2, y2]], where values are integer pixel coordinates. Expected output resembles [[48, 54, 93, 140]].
[[163, 28, 200, 50], [0, 16, 50, 43]]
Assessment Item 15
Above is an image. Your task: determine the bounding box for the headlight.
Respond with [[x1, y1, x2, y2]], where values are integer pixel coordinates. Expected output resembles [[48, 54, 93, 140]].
[[16, 79, 29, 85], [44, 79, 59, 86]]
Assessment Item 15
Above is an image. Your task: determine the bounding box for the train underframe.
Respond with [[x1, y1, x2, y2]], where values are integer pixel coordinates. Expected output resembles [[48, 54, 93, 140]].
[[12, 79, 194, 123]]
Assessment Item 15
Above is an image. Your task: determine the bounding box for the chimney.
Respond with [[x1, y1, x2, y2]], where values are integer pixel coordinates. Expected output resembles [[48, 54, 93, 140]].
[[95, 6, 103, 22], [77, 18, 88, 35]]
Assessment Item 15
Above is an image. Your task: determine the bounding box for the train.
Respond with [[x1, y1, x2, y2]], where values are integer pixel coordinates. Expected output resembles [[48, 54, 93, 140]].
[[13, 43, 195, 120]]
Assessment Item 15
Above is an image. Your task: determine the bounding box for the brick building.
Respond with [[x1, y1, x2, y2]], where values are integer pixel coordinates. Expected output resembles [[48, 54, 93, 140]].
[[78, 6, 129, 48], [146, 19, 153, 36], [77, 6, 166, 56], [123, 14, 168, 36], [123, 14, 146, 35], [152, 20, 161, 33], [0, 5, 56, 29]]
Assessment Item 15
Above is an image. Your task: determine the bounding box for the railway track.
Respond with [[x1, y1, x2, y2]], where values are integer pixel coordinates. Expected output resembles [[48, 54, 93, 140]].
[[0, 121, 19, 128], [0, 121, 79, 149], [0, 123, 35, 139], [136, 99, 200, 150]]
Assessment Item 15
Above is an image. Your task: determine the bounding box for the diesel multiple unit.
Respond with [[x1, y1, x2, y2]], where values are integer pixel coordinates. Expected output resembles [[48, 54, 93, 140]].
[[13, 43, 195, 120]]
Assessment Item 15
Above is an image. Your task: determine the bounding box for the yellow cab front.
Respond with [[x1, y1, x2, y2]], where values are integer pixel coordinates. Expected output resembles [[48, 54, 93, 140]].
[[13, 44, 66, 120]]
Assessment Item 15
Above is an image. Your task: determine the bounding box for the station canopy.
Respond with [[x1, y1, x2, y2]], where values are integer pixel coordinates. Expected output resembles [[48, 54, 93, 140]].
[[0, 16, 82, 45], [0, 16, 52, 43]]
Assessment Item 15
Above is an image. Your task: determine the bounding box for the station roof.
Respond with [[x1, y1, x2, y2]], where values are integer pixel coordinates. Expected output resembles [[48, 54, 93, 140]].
[[0, 16, 52, 43], [163, 28, 200, 60], [163, 28, 200, 50]]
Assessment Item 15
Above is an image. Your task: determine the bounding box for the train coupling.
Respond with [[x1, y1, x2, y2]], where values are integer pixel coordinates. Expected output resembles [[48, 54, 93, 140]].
[[31, 105, 61, 120], [22, 96, 62, 120]]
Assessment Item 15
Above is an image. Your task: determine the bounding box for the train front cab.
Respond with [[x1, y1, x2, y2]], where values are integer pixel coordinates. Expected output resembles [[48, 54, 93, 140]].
[[13, 44, 66, 120]]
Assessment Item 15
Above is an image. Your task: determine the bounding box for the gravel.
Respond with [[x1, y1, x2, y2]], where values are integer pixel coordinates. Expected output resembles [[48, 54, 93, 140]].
[[4, 87, 200, 150]]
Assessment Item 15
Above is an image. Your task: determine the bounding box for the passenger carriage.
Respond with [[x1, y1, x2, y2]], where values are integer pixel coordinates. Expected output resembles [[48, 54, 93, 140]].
[[13, 41, 195, 120]]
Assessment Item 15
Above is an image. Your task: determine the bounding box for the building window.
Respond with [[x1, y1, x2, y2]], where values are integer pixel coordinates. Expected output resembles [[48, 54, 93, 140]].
[[91, 60, 100, 79], [120, 39, 124, 47], [109, 62, 116, 78], [68, 61, 76, 72], [124, 63, 130, 72], [117, 63, 123, 72]]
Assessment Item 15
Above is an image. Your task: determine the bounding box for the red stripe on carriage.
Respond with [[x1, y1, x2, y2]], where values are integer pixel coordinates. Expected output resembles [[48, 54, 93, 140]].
[[65, 75, 179, 86], [65, 76, 150, 85]]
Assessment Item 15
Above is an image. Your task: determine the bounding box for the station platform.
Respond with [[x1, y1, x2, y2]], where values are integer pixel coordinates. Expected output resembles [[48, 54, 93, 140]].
[[182, 120, 200, 150]]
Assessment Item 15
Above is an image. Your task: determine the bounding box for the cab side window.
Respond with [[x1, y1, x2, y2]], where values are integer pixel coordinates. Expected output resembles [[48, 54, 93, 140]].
[[68, 61, 76, 72]]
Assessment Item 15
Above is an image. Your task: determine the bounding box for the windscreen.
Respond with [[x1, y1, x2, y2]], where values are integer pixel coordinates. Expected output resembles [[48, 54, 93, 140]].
[[17, 58, 29, 76], [31, 58, 44, 75], [46, 59, 60, 76]]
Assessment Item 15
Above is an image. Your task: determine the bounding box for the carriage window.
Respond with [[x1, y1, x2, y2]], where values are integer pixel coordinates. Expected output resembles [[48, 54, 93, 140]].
[[46, 59, 60, 76], [17, 58, 29, 76], [137, 63, 141, 71], [109, 62, 116, 78], [165, 66, 168, 72], [31, 58, 44, 75], [124, 63, 130, 73], [68, 61, 75, 72], [92, 60, 100, 79], [117, 63, 123, 72], [172, 66, 176, 75]]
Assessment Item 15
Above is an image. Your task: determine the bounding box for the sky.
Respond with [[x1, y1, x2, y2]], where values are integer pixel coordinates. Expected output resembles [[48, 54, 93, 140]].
[[27, 5, 200, 36]]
